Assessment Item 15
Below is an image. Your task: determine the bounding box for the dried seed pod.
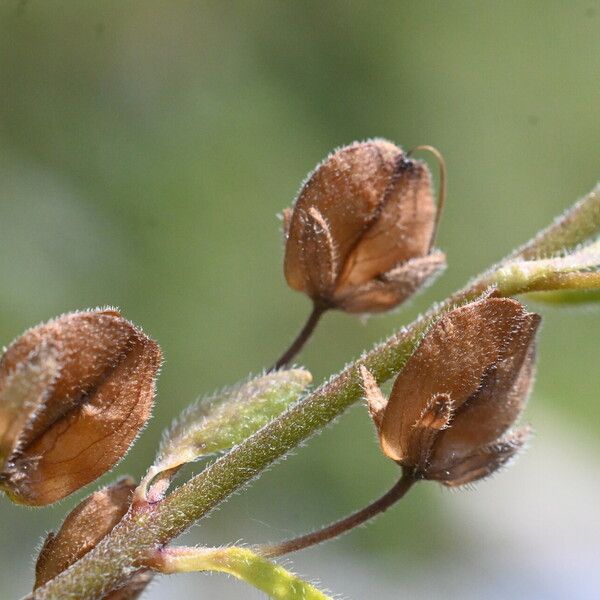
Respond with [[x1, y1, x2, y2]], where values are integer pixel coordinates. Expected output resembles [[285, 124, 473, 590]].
[[362, 297, 540, 486], [283, 139, 446, 314], [34, 476, 152, 599], [0, 309, 161, 505], [34, 477, 136, 588]]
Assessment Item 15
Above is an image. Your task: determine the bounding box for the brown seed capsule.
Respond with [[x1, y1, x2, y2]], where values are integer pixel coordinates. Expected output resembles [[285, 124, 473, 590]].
[[362, 297, 540, 486], [283, 139, 446, 313], [34, 476, 152, 599], [34, 477, 135, 588], [0, 309, 161, 505]]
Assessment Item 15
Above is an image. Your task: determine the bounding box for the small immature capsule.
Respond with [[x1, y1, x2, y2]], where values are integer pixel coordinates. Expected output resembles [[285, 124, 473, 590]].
[[283, 139, 446, 313], [34, 476, 152, 599], [34, 477, 136, 588], [0, 309, 161, 506], [362, 297, 540, 486]]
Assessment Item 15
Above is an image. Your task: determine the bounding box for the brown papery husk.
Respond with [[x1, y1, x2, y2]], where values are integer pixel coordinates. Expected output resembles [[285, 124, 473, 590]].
[[0, 309, 161, 505]]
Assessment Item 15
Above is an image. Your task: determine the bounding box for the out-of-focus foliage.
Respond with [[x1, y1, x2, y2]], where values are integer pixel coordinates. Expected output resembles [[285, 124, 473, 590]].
[[1, 2, 598, 599]]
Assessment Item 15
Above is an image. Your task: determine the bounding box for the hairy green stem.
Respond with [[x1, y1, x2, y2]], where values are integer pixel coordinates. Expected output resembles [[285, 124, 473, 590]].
[[29, 184, 600, 600]]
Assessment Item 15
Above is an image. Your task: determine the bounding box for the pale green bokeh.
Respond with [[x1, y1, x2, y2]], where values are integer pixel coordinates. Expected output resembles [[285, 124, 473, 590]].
[[1, 2, 598, 599]]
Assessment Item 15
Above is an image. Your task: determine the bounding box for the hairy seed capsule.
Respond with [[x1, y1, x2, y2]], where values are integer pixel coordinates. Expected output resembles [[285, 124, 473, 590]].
[[34, 476, 152, 599], [283, 139, 446, 313], [0, 309, 161, 505], [362, 297, 540, 486], [34, 477, 135, 588]]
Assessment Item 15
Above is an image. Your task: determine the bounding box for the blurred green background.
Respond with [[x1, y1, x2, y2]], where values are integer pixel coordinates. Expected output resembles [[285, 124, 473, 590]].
[[1, 2, 599, 599]]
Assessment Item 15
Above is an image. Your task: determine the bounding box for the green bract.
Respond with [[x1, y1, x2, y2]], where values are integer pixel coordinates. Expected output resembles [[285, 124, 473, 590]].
[[138, 369, 312, 498]]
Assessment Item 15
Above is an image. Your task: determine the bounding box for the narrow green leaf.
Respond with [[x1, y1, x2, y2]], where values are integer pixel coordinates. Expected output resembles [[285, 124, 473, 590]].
[[158, 546, 333, 600], [138, 369, 311, 498], [492, 239, 600, 296]]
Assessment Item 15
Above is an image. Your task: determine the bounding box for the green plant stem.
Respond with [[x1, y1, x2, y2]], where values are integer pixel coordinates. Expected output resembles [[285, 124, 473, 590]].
[[153, 546, 333, 600], [29, 184, 600, 600]]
